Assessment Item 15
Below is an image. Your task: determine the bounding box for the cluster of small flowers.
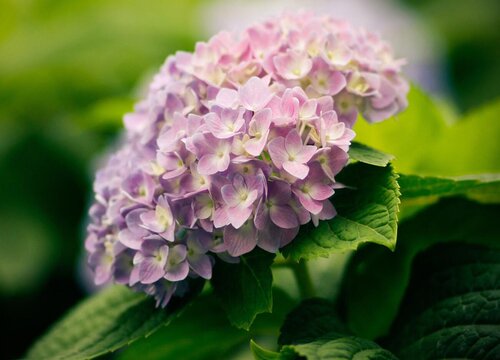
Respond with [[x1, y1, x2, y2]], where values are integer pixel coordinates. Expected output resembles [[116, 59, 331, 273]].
[[85, 12, 408, 307]]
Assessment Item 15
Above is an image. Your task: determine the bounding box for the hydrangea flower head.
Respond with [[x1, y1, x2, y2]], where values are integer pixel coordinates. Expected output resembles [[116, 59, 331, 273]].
[[86, 12, 408, 307]]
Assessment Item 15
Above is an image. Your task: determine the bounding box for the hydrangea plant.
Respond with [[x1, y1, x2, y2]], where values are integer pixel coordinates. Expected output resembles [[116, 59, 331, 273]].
[[85, 12, 408, 307], [27, 11, 500, 360]]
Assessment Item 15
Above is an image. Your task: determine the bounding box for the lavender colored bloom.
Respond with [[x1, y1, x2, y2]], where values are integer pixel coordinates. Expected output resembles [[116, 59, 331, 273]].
[[85, 12, 408, 307], [268, 129, 317, 179]]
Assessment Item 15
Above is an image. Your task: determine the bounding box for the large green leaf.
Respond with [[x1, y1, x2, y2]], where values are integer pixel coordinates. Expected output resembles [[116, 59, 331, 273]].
[[340, 198, 500, 339], [284, 334, 398, 360], [118, 288, 297, 360], [282, 163, 400, 261], [251, 334, 398, 360], [278, 298, 349, 345], [27, 285, 197, 359], [348, 142, 394, 167], [211, 249, 275, 330], [253, 297, 399, 359], [118, 294, 248, 360], [387, 243, 500, 359]]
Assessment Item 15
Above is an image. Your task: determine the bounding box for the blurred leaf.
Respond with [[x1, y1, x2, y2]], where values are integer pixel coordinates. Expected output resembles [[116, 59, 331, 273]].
[[429, 99, 500, 175], [399, 173, 500, 198], [355, 86, 500, 176], [0, 210, 56, 295], [250, 340, 282, 360], [278, 298, 349, 346], [354, 85, 448, 175], [212, 249, 275, 330], [282, 163, 400, 261], [27, 285, 196, 360], [0, 0, 200, 126], [340, 198, 500, 339], [348, 142, 394, 167], [388, 243, 500, 359]]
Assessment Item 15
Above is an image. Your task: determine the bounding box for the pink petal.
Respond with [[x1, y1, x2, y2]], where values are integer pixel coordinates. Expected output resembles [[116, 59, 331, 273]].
[[227, 205, 253, 229], [294, 191, 323, 214], [221, 184, 240, 207], [215, 88, 240, 108], [284, 129, 303, 155], [213, 207, 230, 228], [309, 183, 334, 201], [268, 136, 288, 168], [239, 76, 272, 111], [198, 153, 230, 175], [273, 50, 312, 80], [283, 161, 309, 179], [295, 145, 317, 163], [244, 133, 268, 156], [118, 229, 142, 250]]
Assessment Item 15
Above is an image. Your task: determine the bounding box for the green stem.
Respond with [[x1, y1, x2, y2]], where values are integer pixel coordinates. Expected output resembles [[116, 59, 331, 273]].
[[291, 260, 316, 299]]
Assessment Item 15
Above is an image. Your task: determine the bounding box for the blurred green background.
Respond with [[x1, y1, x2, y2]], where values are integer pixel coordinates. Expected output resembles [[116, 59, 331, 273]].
[[0, 0, 498, 358]]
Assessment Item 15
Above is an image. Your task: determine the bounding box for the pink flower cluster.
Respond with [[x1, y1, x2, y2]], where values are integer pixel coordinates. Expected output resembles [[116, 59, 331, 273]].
[[86, 12, 408, 307]]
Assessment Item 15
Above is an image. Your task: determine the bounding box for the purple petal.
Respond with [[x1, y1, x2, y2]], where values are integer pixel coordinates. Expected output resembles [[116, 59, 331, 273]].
[[270, 205, 299, 229], [139, 258, 165, 284], [164, 260, 189, 281], [223, 222, 258, 257], [188, 253, 213, 279], [269, 181, 291, 204]]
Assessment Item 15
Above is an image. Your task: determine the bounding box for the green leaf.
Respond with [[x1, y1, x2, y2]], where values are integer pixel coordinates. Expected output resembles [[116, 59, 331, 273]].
[[282, 163, 400, 261], [254, 298, 398, 359], [250, 340, 282, 360], [284, 333, 398, 360], [348, 142, 394, 167], [388, 243, 500, 359], [119, 288, 297, 360], [340, 198, 500, 340], [211, 249, 275, 330], [119, 294, 248, 360], [278, 298, 349, 345], [27, 285, 196, 360]]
